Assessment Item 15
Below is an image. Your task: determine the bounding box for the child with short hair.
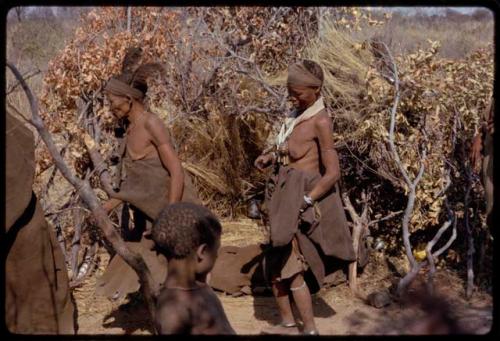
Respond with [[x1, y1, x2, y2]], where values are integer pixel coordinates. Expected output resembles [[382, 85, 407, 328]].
[[151, 202, 235, 334]]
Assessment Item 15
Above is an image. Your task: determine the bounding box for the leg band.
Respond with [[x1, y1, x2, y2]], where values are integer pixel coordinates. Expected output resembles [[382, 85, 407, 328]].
[[290, 281, 307, 291]]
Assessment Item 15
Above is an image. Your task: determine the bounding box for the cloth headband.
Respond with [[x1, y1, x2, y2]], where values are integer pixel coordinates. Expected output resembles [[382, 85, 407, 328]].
[[104, 77, 144, 100], [287, 62, 322, 88]]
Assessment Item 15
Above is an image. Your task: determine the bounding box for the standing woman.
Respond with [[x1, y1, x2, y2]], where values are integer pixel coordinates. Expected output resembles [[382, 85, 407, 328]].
[[96, 48, 200, 300], [255, 60, 356, 335]]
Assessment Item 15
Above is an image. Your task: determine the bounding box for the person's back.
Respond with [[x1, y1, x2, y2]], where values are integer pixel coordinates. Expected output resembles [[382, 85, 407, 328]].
[[151, 202, 235, 335], [155, 282, 234, 334]]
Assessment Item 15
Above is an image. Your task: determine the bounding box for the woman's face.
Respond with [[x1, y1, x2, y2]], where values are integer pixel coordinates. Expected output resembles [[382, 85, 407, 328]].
[[287, 84, 319, 110], [106, 93, 131, 118]]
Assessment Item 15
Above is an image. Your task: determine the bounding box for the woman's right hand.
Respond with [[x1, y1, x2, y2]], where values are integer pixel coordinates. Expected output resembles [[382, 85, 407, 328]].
[[254, 153, 274, 171]]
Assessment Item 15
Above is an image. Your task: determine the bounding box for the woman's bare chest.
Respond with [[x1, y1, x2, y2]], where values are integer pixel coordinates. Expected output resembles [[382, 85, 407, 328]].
[[126, 126, 155, 159], [287, 121, 317, 159]]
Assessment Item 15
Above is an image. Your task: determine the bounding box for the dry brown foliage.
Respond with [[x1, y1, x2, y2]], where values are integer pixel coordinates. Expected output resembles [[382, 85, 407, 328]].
[[26, 7, 493, 271]]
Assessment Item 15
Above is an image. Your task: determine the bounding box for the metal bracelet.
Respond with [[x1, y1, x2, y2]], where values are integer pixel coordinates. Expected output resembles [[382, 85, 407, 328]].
[[303, 195, 314, 206]]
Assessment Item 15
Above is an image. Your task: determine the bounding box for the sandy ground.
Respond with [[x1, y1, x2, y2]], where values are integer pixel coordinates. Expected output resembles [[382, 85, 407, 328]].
[[73, 219, 493, 335]]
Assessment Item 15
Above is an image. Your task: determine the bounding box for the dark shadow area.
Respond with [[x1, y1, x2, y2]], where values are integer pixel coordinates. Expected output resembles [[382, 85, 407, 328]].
[[344, 308, 372, 329], [102, 291, 154, 334], [5, 191, 37, 251], [252, 296, 282, 326], [251, 289, 337, 325], [311, 295, 336, 318], [118, 204, 149, 242]]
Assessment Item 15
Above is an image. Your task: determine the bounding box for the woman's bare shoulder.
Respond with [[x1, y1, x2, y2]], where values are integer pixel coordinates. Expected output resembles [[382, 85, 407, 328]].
[[313, 110, 332, 127], [144, 112, 166, 127]]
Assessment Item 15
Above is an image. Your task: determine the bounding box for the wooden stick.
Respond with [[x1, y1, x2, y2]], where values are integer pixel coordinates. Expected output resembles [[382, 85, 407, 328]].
[[342, 191, 365, 297]]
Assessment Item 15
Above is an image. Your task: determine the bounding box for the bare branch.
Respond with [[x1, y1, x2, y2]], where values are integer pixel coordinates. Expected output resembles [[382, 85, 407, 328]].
[[411, 150, 427, 187], [401, 188, 418, 270], [240, 105, 274, 115], [425, 219, 451, 290], [425, 211, 457, 294], [397, 260, 427, 293], [360, 191, 370, 221], [70, 207, 85, 280], [55, 223, 69, 266], [341, 142, 400, 184], [381, 42, 412, 187], [432, 215, 457, 258], [151, 8, 164, 36], [7, 68, 41, 95], [84, 136, 115, 196], [342, 192, 360, 222], [6, 101, 33, 125], [126, 7, 132, 32], [380, 42, 431, 288], [464, 165, 475, 299], [367, 210, 403, 227], [342, 190, 369, 296]]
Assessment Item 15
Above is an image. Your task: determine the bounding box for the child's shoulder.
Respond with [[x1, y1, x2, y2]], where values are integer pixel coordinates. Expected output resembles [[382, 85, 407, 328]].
[[155, 288, 192, 334], [157, 286, 190, 305]]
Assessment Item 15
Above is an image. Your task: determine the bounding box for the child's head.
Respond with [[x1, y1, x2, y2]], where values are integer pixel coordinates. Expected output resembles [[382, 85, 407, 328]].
[[152, 202, 222, 275], [287, 59, 324, 110]]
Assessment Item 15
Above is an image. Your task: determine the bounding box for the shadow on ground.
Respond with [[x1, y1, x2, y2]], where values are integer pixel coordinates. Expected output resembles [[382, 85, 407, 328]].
[[252, 293, 336, 325], [102, 291, 154, 334]]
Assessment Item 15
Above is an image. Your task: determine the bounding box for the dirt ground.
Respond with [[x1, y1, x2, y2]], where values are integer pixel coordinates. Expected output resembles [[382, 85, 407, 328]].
[[73, 219, 493, 335]]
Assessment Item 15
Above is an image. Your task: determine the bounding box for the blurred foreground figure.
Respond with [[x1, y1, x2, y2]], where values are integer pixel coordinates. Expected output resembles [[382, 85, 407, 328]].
[[404, 289, 466, 335], [470, 97, 494, 227], [5, 111, 76, 334]]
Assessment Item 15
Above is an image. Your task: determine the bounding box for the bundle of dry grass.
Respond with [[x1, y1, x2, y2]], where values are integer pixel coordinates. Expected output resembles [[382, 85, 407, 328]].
[[303, 20, 375, 119], [170, 110, 272, 217]]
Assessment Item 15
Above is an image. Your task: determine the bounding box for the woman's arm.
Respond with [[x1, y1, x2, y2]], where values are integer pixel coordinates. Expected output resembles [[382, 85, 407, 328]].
[[103, 197, 123, 213], [146, 115, 184, 203], [306, 114, 340, 202], [254, 152, 276, 170]]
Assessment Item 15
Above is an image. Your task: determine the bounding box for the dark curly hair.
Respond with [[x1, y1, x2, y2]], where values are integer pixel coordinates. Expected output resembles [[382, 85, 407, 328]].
[[152, 202, 222, 259]]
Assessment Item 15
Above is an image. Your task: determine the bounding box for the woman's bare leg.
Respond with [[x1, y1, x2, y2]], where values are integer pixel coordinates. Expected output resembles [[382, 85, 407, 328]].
[[290, 273, 317, 334], [261, 280, 299, 334], [272, 280, 295, 325]]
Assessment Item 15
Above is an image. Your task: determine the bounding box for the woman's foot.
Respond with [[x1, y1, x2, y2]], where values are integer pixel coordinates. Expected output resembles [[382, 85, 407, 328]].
[[302, 328, 319, 335], [261, 322, 299, 335]]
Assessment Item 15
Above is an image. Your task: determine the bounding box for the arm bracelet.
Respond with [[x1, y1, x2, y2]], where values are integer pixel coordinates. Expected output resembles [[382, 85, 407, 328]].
[[303, 195, 314, 206]]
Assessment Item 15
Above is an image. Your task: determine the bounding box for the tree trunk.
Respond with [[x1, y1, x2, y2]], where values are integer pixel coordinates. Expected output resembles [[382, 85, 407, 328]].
[[70, 209, 84, 280], [127, 7, 132, 32], [464, 169, 475, 299]]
